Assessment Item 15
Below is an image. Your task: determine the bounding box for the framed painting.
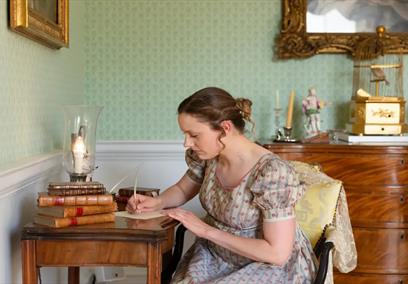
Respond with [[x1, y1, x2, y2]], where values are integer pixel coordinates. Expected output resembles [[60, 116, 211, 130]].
[[276, 0, 408, 60], [10, 0, 69, 49]]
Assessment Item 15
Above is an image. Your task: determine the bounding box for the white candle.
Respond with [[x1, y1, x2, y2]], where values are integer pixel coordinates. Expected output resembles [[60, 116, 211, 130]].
[[72, 136, 86, 173], [275, 90, 280, 108]]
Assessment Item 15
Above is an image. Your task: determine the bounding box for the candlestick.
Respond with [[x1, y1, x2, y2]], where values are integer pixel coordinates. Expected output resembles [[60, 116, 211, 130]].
[[273, 107, 282, 140], [286, 90, 295, 129]]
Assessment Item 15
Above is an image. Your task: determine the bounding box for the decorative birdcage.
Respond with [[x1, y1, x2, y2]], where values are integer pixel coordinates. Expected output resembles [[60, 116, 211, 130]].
[[347, 54, 407, 135]]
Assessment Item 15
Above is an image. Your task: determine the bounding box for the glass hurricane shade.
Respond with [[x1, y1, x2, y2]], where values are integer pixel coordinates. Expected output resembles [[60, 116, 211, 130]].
[[62, 105, 102, 182]]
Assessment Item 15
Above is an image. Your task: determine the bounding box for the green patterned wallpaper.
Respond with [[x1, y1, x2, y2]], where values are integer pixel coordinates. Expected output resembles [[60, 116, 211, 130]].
[[0, 0, 84, 169], [83, 1, 407, 141]]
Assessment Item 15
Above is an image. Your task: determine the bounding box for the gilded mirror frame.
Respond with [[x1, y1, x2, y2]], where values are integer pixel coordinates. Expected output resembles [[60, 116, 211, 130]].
[[276, 0, 408, 59], [10, 0, 69, 49]]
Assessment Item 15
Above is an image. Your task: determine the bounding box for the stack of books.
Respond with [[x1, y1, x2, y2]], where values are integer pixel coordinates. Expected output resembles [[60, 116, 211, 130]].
[[115, 187, 160, 211], [35, 181, 117, 228]]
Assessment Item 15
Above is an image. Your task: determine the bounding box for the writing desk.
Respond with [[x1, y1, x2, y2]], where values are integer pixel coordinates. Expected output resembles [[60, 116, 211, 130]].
[[21, 216, 178, 284]]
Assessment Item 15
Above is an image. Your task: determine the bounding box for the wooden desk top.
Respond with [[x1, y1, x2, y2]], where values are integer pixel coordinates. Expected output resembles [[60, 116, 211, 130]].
[[22, 215, 178, 242], [263, 142, 408, 154]]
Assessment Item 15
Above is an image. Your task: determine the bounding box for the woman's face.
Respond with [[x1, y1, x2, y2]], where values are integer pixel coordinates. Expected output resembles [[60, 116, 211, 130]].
[[178, 113, 223, 160]]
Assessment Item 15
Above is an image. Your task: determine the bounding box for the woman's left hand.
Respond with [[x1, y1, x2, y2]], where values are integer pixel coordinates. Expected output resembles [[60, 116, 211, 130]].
[[162, 208, 213, 239]]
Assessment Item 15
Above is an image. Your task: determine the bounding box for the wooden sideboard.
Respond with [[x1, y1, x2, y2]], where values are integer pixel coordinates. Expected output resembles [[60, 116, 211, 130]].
[[264, 143, 408, 284]]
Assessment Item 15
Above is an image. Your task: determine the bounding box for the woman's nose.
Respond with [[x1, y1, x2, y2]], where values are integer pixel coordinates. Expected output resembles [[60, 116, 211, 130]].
[[184, 136, 193, 148]]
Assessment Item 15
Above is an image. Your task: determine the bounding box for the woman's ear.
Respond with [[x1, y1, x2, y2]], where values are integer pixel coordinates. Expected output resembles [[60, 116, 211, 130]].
[[220, 120, 233, 134]]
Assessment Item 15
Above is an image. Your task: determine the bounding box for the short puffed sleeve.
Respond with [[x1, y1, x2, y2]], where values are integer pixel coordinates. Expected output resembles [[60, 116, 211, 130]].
[[250, 157, 304, 222], [185, 148, 206, 184]]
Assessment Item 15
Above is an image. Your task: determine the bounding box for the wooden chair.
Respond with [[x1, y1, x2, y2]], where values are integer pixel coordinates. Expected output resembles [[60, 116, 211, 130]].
[[161, 161, 356, 284]]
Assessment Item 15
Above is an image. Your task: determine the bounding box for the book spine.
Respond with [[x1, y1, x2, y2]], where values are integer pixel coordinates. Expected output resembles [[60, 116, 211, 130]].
[[52, 213, 115, 228], [48, 182, 104, 190], [38, 194, 114, 207], [118, 188, 159, 197], [52, 203, 118, 217], [48, 188, 106, 196]]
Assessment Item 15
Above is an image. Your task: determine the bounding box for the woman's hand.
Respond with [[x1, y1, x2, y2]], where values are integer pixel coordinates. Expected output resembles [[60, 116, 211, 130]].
[[162, 208, 214, 239], [126, 194, 163, 214]]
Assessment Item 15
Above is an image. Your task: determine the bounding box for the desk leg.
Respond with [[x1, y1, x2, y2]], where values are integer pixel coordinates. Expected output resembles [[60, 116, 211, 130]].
[[68, 267, 79, 284], [147, 242, 162, 284], [22, 240, 37, 284]]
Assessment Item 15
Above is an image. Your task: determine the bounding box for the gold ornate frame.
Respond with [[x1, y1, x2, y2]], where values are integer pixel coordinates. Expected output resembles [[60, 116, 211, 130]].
[[9, 0, 69, 49], [276, 0, 408, 60]]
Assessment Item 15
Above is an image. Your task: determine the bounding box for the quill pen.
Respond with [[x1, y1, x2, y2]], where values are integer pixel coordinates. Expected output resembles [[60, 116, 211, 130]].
[[108, 175, 128, 193]]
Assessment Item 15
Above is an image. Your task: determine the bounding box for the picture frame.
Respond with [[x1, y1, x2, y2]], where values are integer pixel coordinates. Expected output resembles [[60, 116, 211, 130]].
[[9, 0, 69, 49], [276, 0, 408, 60]]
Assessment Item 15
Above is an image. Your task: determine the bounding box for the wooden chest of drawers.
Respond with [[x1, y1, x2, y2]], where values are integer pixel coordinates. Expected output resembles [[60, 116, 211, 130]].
[[264, 143, 408, 284]]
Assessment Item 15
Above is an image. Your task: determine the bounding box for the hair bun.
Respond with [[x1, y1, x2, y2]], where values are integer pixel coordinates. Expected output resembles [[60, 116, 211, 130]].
[[235, 98, 252, 121]]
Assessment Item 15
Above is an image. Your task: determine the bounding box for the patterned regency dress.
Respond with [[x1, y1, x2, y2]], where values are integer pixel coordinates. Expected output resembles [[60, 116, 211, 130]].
[[171, 149, 317, 284]]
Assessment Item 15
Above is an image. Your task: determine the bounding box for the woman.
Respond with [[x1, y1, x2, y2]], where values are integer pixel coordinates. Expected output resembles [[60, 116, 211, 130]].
[[127, 87, 317, 283]]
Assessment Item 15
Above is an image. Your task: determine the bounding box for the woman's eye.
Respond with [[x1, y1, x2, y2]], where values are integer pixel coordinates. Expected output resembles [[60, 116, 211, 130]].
[[190, 135, 198, 138]]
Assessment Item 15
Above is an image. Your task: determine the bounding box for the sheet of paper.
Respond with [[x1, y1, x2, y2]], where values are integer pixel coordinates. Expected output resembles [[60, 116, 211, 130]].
[[115, 210, 164, 220]]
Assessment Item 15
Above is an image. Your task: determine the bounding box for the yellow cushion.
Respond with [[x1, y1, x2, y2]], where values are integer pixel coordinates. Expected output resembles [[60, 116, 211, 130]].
[[291, 161, 342, 247]]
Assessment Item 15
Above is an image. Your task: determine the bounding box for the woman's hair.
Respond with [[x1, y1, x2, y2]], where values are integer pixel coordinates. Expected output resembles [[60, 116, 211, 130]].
[[178, 87, 255, 143]]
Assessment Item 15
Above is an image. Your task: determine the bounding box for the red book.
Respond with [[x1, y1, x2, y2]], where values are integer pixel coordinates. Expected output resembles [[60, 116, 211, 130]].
[[34, 213, 115, 228], [37, 192, 114, 207], [37, 203, 117, 218]]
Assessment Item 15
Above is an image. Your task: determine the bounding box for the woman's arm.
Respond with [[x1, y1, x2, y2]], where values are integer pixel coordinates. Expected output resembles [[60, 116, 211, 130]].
[[207, 219, 296, 266], [158, 173, 201, 208], [127, 173, 201, 213], [164, 209, 296, 266]]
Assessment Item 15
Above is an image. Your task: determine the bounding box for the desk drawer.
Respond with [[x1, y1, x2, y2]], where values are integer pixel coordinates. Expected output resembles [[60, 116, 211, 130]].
[[334, 272, 408, 284], [37, 240, 148, 266], [348, 191, 408, 228], [354, 228, 408, 274]]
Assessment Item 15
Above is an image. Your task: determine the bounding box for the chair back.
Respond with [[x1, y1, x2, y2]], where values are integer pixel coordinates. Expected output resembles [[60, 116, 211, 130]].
[[291, 161, 342, 248]]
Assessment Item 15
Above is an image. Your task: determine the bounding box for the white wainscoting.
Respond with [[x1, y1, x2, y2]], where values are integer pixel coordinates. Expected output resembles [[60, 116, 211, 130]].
[[0, 151, 96, 284], [93, 141, 200, 283]]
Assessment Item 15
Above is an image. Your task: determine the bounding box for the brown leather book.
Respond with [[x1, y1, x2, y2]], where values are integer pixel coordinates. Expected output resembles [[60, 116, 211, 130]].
[[115, 195, 130, 203], [48, 187, 107, 196], [34, 213, 115, 228], [48, 181, 105, 190], [118, 187, 160, 197], [37, 203, 117, 218], [37, 192, 114, 207]]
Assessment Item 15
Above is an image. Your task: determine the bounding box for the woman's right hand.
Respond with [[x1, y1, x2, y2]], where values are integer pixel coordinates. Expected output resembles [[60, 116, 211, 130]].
[[126, 194, 163, 214]]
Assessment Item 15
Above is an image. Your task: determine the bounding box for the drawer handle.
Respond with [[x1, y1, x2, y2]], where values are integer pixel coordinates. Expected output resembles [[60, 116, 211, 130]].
[[401, 160, 406, 165], [401, 233, 405, 240], [401, 195, 406, 204], [399, 280, 403, 284]]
